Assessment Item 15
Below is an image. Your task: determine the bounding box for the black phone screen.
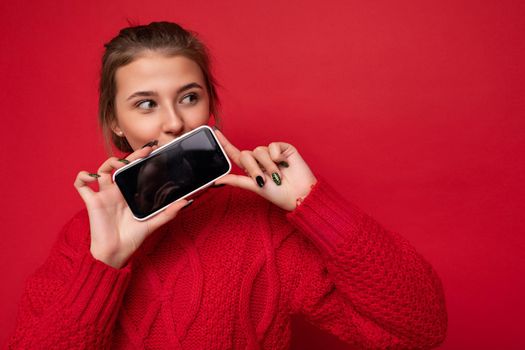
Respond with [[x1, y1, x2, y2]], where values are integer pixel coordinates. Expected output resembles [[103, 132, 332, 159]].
[[114, 127, 230, 219]]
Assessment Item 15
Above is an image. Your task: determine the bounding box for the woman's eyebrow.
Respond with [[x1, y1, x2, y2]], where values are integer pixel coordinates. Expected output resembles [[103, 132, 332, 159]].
[[177, 82, 203, 94], [127, 91, 158, 101], [126, 83, 203, 101]]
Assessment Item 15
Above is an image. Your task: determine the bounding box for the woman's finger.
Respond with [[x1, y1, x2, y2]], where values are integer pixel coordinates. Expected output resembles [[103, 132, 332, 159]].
[[239, 150, 268, 188], [268, 142, 295, 163], [97, 157, 129, 189], [252, 146, 282, 186], [97, 144, 158, 190], [146, 198, 189, 232], [74, 171, 97, 203], [127, 143, 159, 161], [214, 129, 242, 167], [213, 173, 259, 192]]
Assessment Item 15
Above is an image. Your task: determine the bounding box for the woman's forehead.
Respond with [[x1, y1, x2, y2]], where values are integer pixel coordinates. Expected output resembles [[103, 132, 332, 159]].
[[115, 54, 205, 95]]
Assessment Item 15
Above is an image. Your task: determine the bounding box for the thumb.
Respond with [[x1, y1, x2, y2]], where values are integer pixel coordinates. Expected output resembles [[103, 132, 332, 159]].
[[146, 199, 190, 231], [214, 174, 259, 192]]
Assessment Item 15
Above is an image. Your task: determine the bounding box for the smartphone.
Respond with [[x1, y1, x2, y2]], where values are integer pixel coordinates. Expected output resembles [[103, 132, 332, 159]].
[[113, 125, 231, 221]]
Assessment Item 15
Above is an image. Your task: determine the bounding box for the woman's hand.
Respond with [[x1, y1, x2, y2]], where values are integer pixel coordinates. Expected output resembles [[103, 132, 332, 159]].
[[74, 144, 190, 269], [213, 130, 318, 211]]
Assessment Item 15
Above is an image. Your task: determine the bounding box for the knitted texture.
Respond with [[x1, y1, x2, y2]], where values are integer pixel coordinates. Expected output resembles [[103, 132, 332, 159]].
[[6, 180, 447, 349]]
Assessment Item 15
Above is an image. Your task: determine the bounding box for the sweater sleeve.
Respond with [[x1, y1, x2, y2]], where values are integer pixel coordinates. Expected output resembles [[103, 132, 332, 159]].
[[286, 179, 448, 349], [5, 210, 132, 350]]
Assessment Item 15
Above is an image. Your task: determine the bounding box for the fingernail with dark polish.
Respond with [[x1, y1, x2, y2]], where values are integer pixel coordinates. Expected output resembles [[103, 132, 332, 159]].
[[88, 173, 101, 178], [211, 183, 226, 188], [142, 140, 158, 148], [279, 161, 289, 168], [256, 176, 265, 188], [118, 158, 130, 164], [272, 173, 281, 186], [182, 199, 194, 209]]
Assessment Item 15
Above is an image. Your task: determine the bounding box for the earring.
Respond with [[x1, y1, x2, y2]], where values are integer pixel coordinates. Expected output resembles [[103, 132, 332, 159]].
[[117, 131, 124, 137]]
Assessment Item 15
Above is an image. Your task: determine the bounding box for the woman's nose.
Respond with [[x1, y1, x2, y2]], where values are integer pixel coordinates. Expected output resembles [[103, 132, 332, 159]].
[[162, 107, 184, 136]]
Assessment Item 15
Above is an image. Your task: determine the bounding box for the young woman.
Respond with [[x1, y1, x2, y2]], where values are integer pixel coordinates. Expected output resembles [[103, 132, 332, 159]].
[[7, 22, 447, 349]]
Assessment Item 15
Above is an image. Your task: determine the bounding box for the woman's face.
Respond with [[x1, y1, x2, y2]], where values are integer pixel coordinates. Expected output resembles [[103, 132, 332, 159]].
[[113, 52, 210, 151]]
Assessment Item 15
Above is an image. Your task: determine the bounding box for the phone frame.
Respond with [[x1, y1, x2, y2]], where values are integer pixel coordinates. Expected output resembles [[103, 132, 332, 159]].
[[112, 125, 232, 221]]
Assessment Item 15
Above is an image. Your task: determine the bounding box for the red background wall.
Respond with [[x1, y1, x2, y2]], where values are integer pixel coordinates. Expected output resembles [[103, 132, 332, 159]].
[[1, 0, 524, 348]]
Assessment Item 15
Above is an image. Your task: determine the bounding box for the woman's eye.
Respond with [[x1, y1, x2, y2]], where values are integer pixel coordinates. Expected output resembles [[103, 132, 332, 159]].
[[180, 93, 199, 105], [136, 100, 157, 110]]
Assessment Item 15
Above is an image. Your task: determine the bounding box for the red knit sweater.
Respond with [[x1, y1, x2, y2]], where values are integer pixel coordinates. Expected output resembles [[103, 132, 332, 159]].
[[6, 180, 447, 349]]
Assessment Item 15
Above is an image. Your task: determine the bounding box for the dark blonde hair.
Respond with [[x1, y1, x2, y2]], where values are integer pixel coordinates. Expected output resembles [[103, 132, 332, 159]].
[[99, 21, 220, 152]]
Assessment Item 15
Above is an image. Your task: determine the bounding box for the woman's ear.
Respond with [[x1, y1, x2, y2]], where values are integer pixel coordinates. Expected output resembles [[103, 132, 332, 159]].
[[111, 122, 124, 137]]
